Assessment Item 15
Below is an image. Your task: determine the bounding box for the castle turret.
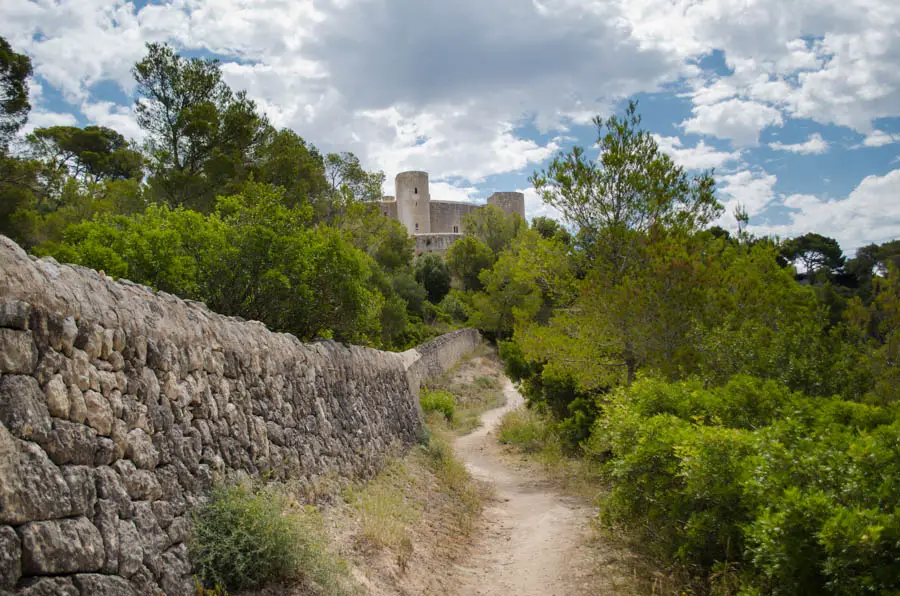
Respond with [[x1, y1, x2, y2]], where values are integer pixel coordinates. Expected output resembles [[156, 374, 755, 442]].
[[487, 191, 526, 220], [395, 171, 431, 235]]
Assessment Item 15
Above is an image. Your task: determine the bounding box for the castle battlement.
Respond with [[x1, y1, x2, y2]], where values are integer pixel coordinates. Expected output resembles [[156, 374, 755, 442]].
[[376, 171, 526, 254]]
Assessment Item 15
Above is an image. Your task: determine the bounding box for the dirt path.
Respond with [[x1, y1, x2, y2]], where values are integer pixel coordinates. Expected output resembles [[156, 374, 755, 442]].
[[452, 379, 595, 596]]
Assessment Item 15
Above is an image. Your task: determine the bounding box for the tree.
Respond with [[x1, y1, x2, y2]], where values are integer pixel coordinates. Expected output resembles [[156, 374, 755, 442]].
[[322, 152, 385, 222], [203, 91, 272, 197], [446, 236, 495, 291], [461, 204, 523, 256], [27, 125, 144, 181], [134, 42, 232, 174], [415, 253, 451, 303], [780, 233, 845, 280], [531, 216, 572, 245], [470, 229, 576, 339], [530, 101, 721, 276], [133, 42, 251, 209], [0, 36, 32, 151], [255, 129, 329, 209]]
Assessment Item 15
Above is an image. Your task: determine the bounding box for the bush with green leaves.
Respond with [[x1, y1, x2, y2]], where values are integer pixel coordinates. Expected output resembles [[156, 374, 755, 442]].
[[420, 389, 456, 422], [588, 375, 900, 594], [496, 407, 554, 454], [190, 483, 352, 594]]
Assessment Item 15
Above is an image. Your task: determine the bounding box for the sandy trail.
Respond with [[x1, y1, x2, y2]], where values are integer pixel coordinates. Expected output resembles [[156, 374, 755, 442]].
[[452, 379, 593, 596]]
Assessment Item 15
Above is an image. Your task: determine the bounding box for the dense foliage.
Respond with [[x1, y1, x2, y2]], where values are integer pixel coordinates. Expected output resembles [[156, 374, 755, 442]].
[[589, 376, 900, 594]]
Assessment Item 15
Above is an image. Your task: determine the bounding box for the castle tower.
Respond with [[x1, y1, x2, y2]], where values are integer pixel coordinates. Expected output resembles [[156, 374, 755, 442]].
[[487, 191, 526, 220], [395, 171, 431, 235]]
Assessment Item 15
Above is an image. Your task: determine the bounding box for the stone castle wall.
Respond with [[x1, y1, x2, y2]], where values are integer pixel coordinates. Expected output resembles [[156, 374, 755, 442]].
[[414, 233, 465, 255], [0, 236, 480, 595], [487, 192, 526, 220], [428, 201, 477, 234]]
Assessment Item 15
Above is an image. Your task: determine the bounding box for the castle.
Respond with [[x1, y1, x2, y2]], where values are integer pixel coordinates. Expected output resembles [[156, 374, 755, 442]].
[[377, 171, 526, 254]]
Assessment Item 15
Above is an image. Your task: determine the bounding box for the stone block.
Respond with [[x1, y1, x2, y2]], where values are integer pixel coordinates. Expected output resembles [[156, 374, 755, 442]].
[[0, 300, 30, 330], [93, 467, 134, 519], [113, 460, 162, 501], [94, 499, 119, 574], [44, 374, 70, 418], [62, 465, 97, 517], [0, 424, 72, 524], [0, 525, 21, 589], [18, 517, 104, 575], [125, 428, 159, 470], [72, 573, 136, 596], [0, 329, 38, 374], [68, 385, 87, 423], [84, 390, 113, 436], [18, 577, 79, 596], [0, 375, 51, 444], [47, 314, 78, 356], [117, 519, 143, 579], [44, 420, 97, 466]]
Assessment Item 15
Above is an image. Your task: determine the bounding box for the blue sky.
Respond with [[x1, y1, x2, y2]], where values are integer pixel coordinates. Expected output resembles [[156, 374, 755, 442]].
[[3, 0, 899, 252]]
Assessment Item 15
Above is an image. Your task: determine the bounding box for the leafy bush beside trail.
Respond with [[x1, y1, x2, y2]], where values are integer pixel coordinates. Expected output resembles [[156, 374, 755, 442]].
[[589, 375, 900, 594], [420, 389, 456, 422], [190, 483, 353, 594]]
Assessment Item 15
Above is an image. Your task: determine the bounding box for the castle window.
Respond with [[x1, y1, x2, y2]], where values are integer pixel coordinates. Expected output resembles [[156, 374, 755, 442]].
[[415, 222, 419, 231], [414, 187, 418, 194], [453, 225, 459, 233]]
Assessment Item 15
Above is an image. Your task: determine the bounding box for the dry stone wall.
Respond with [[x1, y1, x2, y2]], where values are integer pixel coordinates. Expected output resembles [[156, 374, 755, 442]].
[[0, 236, 480, 595], [403, 328, 482, 394]]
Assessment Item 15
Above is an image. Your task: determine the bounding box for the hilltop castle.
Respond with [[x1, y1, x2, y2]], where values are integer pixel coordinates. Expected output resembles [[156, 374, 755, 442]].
[[377, 171, 526, 254]]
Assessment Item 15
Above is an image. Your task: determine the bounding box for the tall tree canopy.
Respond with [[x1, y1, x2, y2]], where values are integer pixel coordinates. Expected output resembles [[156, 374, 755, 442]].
[[0, 36, 32, 151], [27, 125, 144, 181], [531, 100, 721, 275], [780, 232, 845, 278]]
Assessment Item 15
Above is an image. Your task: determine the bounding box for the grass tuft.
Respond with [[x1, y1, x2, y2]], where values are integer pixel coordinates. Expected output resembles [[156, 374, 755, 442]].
[[420, 389, 456, 422], [190, 482, 355, 594], [496, 407, 554, 453]]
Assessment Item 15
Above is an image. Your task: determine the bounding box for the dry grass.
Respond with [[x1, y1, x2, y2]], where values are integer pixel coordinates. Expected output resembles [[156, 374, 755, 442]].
[[319, 414, 489, 596], [425, 342, 507, 435], [344, 461, 421, 551]]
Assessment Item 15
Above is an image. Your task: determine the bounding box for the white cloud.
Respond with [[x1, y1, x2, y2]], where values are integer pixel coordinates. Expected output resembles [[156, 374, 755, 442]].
[[80, 101, 144, 142], [769, 132, 829, 155], [521, 186, 565, 222], [653, 135, 742, 170], [861, 130, 900, 148], [718, 170, 779, 224], [752, 169, 900, 251], [0, 0, 681, 187], [618, 0, 900, 135], [359, 106, 560, 186], [427, 181, 483, 204], [682, 99, 784, 146], [21, 110, 78, 135]]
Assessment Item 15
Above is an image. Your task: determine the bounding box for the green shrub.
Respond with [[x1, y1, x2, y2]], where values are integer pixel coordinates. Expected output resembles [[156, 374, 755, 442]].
[[420, 389, 456, 422], [589, 376, 900, 593], [190, 483, 352, 594], [496, 408, 553, 453], [438, 290, 470, 323]]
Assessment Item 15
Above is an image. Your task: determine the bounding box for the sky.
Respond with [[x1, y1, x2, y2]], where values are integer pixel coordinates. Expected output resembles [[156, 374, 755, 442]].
[[2, 0, 899, 252]]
